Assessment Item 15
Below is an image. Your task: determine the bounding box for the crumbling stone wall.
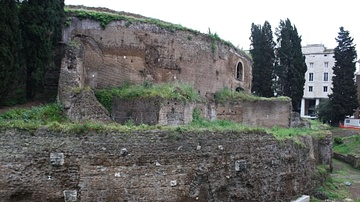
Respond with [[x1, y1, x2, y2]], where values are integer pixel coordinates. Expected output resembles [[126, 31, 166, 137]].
[[0, 129, 332, 201], [58, 40, 111, 122], [62, 17, 252, 96], [214, 100, 292, 128], [111, 98, 292, 127], [112, 97, 193, 126]]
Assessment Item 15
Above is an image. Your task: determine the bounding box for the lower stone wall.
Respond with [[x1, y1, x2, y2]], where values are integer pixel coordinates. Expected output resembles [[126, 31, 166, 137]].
[[215, 100, 292, 128], [0, 129, 331, 201], [111, 98, 193, 126], [333, 152, 360, 169]]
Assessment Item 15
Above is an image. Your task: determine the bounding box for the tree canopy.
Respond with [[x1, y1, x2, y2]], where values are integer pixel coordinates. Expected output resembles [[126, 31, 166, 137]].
[[250, 21, 275, 97], [274, 19, 307, 112], [0, 0, 22, 102], [329, 27, 358, 125], [20, 0, 65, 100]]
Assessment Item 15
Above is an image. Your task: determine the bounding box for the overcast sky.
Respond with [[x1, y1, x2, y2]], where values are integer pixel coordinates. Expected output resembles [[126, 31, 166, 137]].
[[64, 0, 359, 52]]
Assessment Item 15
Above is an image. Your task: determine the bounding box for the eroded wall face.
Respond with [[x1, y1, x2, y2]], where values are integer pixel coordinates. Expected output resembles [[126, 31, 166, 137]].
[[216, 100, 292, 128], [0, 130, 331, 201], [63, 18, 252, 96], [112, 98, 193, 126]]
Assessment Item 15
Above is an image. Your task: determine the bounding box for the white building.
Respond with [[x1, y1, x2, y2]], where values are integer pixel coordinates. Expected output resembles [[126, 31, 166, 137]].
[[300, 44, 335, 118]]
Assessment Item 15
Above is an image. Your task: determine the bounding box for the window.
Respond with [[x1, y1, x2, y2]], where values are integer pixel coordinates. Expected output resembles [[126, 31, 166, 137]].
[[309, 63, 314, 68], [309, 86, 313, 92], [309, 73, 314, 81], [236, 62, 243, 81], [324, 62, 329, 68], [323, 86, 328, 92], [345, 119, 350, 124], [324, 73, 328, 81]]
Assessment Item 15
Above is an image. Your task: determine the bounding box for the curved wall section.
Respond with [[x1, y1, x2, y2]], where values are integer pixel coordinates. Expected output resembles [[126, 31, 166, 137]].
[[62, 17, 252, 95]]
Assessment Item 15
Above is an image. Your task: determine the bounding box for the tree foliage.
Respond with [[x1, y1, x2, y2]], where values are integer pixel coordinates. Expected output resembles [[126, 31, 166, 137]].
[[19, 0, 64, 100], [0, 0, 22, 102], [316, 99, 333, 123], [274, 19, 307, 112], [250, 21, 275, 97], [329, 27, 358, 126]]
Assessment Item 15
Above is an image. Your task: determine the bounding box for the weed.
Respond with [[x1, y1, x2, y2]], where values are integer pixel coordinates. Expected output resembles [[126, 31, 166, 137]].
[[95, 82, 201, 113], [214, 87, 290, 104], [333, 135, 360, 156]]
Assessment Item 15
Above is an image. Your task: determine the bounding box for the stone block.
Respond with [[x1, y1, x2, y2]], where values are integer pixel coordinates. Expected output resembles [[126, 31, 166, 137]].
[[235, 160, 246, 172], [50, 152, 64, 166], [63, 190, 77, 202]]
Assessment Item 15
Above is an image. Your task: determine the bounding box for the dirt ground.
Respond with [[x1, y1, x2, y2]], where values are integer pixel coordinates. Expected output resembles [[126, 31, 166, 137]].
[[0, 100, 46, 114], [331, 159, 360, 201], [329, 128, 360, 201]]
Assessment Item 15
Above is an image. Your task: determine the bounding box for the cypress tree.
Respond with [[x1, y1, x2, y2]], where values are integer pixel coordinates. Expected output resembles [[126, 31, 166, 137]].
[[250, 21, 275, 97], [0, 0, 22, 103], [329, 27, 358, 126], [19, 0, 64, 100], [275, 19, 307, 112]]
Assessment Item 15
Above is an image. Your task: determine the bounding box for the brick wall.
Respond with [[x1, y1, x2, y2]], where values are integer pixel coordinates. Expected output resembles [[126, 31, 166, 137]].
[[0, 129, 332, 201], [62, 18, 252, 96], [111, 97, 194, 126]]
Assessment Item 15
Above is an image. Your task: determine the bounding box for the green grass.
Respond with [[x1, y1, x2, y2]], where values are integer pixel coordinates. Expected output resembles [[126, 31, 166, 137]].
[[95, 82, 201, 113], [64, 6, 252, 60], [65, 7, 199, 32], [214, 87, 290, 104], [333, 135, 360, 157]]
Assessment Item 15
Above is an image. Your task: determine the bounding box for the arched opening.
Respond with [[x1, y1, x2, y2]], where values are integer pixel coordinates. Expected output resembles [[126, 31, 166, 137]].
[[236, 87, 244, 92], [236, 62, 243, 81]]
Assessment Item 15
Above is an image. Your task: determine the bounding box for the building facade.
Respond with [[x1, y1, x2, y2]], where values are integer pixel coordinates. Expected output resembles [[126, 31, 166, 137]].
[[300, 44, 335, 118]]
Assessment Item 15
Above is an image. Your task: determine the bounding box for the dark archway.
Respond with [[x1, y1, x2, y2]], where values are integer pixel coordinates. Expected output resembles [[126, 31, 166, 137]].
[[236, 62, 243, 81]]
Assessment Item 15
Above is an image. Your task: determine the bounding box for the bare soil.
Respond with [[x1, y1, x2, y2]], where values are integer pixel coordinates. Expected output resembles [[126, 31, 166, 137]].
[[0, 100, 47, 114], [332, 159, 360, 201]]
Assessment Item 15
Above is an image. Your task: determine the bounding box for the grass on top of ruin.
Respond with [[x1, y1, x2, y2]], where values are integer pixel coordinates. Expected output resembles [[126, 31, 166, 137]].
[[95, 81, 202, 113], [214, 87, 291, 103], [0, 102, 330, 141], [64, 6, 250, 59], [333, 134, 360, 157]]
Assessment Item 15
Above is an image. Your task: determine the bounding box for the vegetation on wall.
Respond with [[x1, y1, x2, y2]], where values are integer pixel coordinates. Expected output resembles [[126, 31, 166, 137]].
[[65, 7, 199, 32], [214, 87, 290, 104], [0, 100, 328, 142], [333, 135, 360, 157], [95, 82, 201, 113], [65, 6, 251, 59]]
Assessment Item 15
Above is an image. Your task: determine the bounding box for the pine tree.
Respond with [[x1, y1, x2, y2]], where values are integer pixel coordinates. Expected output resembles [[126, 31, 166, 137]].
[[329, 27, 358, 126], [0, 0, 22, 103], [274, 19, 307, 112], [19, 0, 64, 100], [250, 21, 275, 97]]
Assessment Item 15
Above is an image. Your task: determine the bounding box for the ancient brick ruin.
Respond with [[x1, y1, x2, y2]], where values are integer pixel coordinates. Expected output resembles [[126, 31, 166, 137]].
[[58, 11, 293, 127], [0, 129, 332, 201]]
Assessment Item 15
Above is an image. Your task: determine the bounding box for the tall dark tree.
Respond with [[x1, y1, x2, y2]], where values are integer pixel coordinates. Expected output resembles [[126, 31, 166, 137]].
[[250, 21, 275, 97], [274, 19, 307, 112], [0, 0, 22, 102], [329, 27, 358, 126], [19, 0, 64, 100]]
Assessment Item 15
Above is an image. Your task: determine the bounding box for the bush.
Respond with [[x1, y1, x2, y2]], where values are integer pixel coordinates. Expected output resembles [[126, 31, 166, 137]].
[[334, 137, 344, 145]]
